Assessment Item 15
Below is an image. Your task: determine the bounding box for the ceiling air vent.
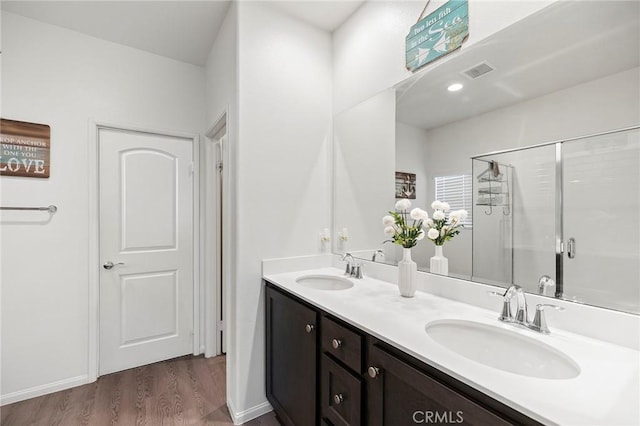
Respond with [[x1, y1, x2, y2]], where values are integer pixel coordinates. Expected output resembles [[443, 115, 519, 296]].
[[462, 62, 495, 79]]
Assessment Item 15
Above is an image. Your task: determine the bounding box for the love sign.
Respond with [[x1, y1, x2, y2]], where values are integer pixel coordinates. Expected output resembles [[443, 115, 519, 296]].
[[0, 119, 51, 178]]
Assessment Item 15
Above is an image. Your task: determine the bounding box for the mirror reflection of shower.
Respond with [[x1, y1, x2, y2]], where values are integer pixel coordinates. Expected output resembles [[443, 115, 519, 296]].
[[472, 159, 514, 286], [472, 127, 639, 313]]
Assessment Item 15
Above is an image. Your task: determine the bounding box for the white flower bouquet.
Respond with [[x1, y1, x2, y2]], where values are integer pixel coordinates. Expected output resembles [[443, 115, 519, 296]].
[[382, 199, 428, 249], [424, 200, 468, 246]]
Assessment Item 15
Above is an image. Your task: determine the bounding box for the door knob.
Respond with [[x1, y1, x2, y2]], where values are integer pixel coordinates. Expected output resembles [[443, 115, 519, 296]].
[[103, 261, 125, 270]]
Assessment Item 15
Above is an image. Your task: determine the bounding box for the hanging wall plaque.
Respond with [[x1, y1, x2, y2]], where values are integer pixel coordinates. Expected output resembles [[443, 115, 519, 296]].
[[395, 171, 417, 199], [0, 119, 51, 178], [406, 0, 469, 72]]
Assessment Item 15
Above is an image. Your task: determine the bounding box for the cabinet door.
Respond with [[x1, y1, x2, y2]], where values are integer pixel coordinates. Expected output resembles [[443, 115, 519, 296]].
[[266, 286, 318, 426], [322, 354, 362, 426], [367, 345, 511, 426]]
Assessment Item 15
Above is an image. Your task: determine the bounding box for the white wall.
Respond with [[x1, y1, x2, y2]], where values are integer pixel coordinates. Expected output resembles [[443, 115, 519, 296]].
[[333, 0, 556, 114], [334, 89, 396, 258], [393, 122, 431, 266], [0, 12, 206, 403], [229, 2, 333, 420]]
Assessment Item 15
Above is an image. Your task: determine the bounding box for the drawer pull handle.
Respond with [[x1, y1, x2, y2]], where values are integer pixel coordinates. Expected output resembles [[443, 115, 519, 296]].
[[333, 393, 344, 404], [331, 338, 343, 349], [305, 324, 314, 333], [368, 366, 380, 378]]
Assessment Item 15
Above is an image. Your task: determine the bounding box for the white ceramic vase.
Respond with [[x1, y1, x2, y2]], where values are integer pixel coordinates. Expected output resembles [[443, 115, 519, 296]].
[[430, 245, 449, 276], [398, 248, 417, 297]]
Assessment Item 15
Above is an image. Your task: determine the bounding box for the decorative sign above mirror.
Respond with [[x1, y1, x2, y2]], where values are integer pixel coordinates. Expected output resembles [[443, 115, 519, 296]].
[[406, 0, 469, 72]]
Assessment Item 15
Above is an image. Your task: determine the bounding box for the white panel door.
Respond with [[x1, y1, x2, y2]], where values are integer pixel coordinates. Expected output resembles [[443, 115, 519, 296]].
[[99, 127, 194, 375]]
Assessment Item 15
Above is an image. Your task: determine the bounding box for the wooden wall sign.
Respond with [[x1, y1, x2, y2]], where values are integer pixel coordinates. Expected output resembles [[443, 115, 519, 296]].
[[395, 171, 417, 199], [406, 0, 469, 72], [0, 119, 51, 178]]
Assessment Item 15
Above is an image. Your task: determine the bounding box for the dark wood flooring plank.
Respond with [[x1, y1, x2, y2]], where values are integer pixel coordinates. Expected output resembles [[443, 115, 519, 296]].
[[115, 365, 141, 426], [85, 366, 122, 426], [190, 355, 225, 417], [172, 357, 202, 424], [0, 388, 46, 426], [57, 381, 98, 426], [0, 356, 279, 426], [30, 387, 72, 426]]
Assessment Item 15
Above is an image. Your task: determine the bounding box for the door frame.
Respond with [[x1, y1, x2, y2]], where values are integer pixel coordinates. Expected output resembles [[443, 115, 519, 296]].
[[88, 121, 201, 381], [203, 109, 230, 357]]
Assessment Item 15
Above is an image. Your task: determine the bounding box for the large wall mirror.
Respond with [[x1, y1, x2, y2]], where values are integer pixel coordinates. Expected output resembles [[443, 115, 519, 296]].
[[333, 1, 640, 314]]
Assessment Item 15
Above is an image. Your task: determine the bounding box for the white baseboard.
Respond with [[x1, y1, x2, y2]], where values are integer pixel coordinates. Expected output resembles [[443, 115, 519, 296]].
[[1, 374, 91, 406], [227, 398, 273, 425]]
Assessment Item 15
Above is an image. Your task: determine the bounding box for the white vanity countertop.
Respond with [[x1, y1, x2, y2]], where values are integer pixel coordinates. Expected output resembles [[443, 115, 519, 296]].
[[263, 267, 640, 426]]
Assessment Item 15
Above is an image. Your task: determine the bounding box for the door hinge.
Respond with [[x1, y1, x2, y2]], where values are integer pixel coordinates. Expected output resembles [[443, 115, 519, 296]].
[[217, 320, 225, 333], [217, 161, 223, 172], [188, 162, 195, 176]]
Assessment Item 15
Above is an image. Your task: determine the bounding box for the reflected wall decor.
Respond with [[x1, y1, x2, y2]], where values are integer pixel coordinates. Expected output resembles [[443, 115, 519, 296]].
[[395, 171, 416, 199]]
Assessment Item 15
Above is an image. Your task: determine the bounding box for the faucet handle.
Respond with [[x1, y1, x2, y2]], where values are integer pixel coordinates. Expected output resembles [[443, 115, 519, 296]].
[[538, 275, 555, 296], [487, 291, 512, 322], [529, 304, 565, 334]]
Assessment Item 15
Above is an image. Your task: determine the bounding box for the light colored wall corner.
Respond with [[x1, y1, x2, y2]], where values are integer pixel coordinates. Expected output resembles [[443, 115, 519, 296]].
[[227, 398, 273, 425], [204, 1, 240, 407], [230, 0, 333, 417]]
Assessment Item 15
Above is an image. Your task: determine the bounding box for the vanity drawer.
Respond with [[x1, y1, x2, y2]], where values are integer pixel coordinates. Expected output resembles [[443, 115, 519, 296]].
[[322, 354, 362, 426], [322, 315, 363, 372]]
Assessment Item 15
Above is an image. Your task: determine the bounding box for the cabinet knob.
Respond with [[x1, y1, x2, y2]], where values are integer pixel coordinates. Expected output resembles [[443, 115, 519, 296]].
[[305, 324, 314, 333], [368, 366, 380, 378], [333, 393, 344, 405], [331, 338, 342, 349]]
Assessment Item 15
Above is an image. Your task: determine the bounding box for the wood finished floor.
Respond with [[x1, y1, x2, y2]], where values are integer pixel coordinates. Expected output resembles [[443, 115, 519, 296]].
[[1, 355, 279, 426]]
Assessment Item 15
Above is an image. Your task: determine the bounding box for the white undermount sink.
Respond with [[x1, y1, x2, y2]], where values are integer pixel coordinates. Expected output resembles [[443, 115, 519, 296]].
[[425, 319, 580, 380], [295, 274, 354, 290]]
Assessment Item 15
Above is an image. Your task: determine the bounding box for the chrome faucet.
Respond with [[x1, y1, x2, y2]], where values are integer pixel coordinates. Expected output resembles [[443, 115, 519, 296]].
[[490, 285, 528, 325], [508, 285, 528, 325], [538, 275, 555, 296], [341, 253, 363, 279], [342, 253, 353, 275], [489, 285, 564, 333], [372, 249, 385, 262]]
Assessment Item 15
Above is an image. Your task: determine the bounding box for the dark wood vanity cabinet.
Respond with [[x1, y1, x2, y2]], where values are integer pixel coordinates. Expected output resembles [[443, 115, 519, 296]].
[[265, 285, 318, 426], [265, 281, 539, 426], [320, 316, 364, 426], [366, 343, 511, 426]]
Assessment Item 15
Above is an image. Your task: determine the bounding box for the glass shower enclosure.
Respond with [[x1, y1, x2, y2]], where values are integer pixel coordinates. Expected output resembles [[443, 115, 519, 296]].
[[472, 127, 640, 314]]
